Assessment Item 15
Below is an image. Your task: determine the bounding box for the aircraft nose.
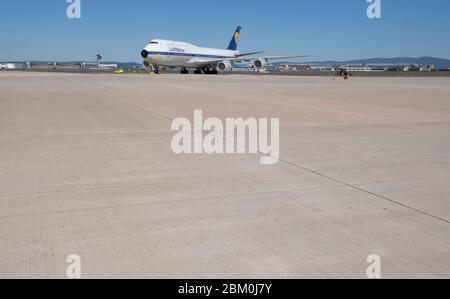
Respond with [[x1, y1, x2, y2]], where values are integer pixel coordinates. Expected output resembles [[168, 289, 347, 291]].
[[141, 49, 149, 59]]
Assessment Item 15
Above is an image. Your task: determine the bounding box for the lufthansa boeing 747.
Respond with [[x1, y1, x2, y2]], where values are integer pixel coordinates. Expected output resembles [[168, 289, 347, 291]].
[[140, 26, 308, 74]]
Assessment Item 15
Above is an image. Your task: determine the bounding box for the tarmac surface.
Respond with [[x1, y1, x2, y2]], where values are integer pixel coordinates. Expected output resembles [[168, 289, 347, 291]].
[[0, 72, 449, 278]]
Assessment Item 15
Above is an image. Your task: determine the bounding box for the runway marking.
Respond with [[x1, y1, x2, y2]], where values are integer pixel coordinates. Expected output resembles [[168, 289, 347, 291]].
[[4, 76, 447, 226], [277, 158, 450, 225], [68, 88, 450, 225]]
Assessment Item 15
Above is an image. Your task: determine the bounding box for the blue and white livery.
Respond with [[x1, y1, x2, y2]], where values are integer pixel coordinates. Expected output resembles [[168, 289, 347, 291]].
[[140, 26, 308, 74]]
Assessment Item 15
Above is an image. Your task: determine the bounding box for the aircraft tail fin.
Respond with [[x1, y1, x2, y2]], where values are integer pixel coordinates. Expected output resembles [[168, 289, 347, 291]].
[[227, 26, 242, 51]]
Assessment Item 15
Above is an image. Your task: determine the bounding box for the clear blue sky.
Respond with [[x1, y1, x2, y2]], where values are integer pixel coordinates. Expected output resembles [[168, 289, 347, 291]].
[[1, 0, 449, 62]]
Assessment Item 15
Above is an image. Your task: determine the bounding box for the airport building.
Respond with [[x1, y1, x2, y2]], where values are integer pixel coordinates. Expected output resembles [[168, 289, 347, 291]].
[[271, 62, 438, 73]]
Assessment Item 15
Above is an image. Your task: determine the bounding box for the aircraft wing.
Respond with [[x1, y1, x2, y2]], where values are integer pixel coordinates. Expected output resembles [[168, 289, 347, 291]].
[[186, 58, 224, 66], [27, 61, 89, 66], [27, 61, 53, 66], [185, 55, 310, 66], [235, 51, 263, 57], [231, 55, 310, 63], [55, 62, 84, 66]]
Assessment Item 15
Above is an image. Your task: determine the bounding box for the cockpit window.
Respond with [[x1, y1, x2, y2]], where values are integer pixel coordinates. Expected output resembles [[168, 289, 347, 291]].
[[149, 41, 159, 44]]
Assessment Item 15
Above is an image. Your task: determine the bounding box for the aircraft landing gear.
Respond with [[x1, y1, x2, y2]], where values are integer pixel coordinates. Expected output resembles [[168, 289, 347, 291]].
[[202, 68, 218, 75], [179, 67, 218, 75], [153, 65, 160, 74]]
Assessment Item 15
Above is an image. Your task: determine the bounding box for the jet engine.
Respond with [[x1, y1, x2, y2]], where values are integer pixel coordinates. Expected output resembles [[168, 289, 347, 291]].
[[253, 58, 268, 70], [217, 60, 233, 72], [141, 50, 149, 59]]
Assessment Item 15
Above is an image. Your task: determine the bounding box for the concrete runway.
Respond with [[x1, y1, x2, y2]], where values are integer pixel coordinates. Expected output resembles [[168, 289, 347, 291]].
[[0, 72, 449, 278]]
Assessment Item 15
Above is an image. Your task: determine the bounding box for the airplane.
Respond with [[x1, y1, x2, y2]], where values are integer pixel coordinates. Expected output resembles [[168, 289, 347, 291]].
[[140, 26, 309, 74], [24, 55, 116, 70], [25, 61, 87, 70], [0, 63, 16, 70]]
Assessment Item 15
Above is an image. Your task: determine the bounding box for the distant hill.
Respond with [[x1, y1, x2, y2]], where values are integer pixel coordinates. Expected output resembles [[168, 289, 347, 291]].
[[274, 57, 450, 69]]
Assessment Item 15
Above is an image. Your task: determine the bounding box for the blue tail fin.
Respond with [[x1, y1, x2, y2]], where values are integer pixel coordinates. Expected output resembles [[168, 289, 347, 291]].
[[227, 26, 242, 51]]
